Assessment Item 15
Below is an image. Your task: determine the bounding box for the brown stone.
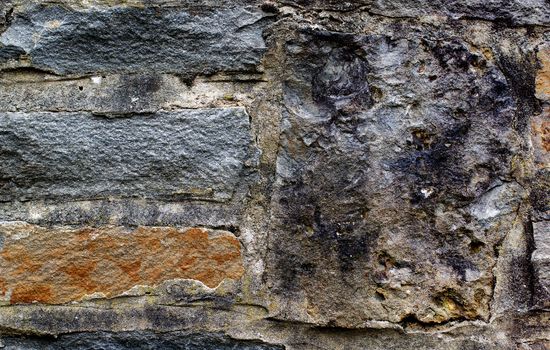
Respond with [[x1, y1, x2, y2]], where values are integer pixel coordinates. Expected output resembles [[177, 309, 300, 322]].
[[530, 106, 550, 177], [536, 45, 550, 102], [0, 223, 243, 304]]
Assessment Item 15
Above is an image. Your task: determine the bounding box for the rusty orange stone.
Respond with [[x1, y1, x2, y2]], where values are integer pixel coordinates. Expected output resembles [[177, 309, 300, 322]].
[[0, 223, 244, 304], [536, 45, 550, 102]]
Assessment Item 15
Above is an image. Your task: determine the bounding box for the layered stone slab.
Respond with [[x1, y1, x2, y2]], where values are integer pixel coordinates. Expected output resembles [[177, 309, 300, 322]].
[[0, 4, 270, 76], [0, 108, 251, 202], [279, 0, 550, 25], [0, 222, 244, 304], [0, 331, 284, 350], [0, 72, 265, 113]]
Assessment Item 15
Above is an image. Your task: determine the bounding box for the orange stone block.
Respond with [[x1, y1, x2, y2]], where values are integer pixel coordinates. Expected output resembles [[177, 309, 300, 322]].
[[0, 223, 244, 304], [536, 45, 550, 102]]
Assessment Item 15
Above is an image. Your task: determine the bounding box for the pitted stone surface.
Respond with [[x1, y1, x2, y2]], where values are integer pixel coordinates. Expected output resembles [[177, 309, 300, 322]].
[[267, 28, 528, 325], [0, 223, 243, 304], [0, 108, 251, 202], [0, 0, 548, 348]]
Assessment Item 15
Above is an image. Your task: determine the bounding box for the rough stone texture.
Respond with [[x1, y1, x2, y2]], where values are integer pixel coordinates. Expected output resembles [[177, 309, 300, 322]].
[[0, 72, 266, 113], [0, 0, 549, 349], [0, 332, 284, 350], [0, 4, 272, 78], [267, 27, 527, 325], [532, 41, 550, 310], [0, 223, 243, 304], [280, 0, 550, 25], [537, 45, 550, 102], [533, 219, 550, 308], [0, 108, 251, 202]]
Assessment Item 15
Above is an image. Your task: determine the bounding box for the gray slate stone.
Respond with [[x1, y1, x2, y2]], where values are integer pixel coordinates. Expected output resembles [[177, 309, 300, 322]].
[[279, 0, 550, 25], [0, 331, 284, 350], [0, 108, 251, 202], [0, 4, 272, 76]]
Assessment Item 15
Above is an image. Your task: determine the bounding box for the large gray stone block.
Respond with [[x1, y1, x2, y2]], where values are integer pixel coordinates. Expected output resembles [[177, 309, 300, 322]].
[[0, 108, 251, 202], [0, 4, 272, 76]]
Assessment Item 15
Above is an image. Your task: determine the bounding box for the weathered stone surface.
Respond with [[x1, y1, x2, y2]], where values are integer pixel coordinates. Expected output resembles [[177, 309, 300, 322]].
[[533, 221, 550, 308], [0, 4, 272, 77], [279, 0, 550, 25], [0, 199, 243, 227], [0, 331, 284, 350], [0, 0, 549, 348], [0, 108, 251, 202], [0, 222, 243, 304], [368, 0, 550, 25], [0, 72, 265, 113], [536, 45, 550, 102], [266, 27, 528, 325]]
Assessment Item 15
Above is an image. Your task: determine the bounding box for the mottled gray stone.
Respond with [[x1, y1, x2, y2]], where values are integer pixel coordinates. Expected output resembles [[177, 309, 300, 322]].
[[369, 0, 550, 25], [0, 332, 284, 350], [279, 0, 550, 25], [0, 108, 251, 202], [267, 27, 529, 326], [0, 4, 272, 76], [532, 221, 550, 308], [0, 199, 243, 227]]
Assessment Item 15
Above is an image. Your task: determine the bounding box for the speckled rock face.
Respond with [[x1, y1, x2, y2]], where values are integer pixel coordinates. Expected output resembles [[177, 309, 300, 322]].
[[0, 4, 271, 78], [0, 109, 251, 202], [0, 0, 548, 349], [267, 28, 527, 325]]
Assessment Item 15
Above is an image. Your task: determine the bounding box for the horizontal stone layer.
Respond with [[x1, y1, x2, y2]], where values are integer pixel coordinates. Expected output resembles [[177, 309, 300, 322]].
[[0, 108, 251, 202], [0, 199, 242, 227], [280, 0, 550, 25], [0, 223, 244, 304], [0, 4, 271, 76], [0, 72, 264, 113], [0, 331, 284, 350]]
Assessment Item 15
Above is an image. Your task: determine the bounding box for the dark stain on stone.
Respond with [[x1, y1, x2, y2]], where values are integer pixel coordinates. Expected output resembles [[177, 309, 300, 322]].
[[0, 45, 25, 63], [393, 121, 476, 206], [112, 74, 163, 111], [260, 2, 279, 14], [429, 39, 485, 71], [530, 175, 550, 220], [275, 250, 317, 291], [496, 52, 541, 133], [443, 253, 476, 281], [312, 45, 372, 115]]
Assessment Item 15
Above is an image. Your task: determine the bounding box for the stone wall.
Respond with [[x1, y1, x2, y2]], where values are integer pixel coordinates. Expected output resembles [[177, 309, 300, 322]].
[[0, 1, 548, 349]]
